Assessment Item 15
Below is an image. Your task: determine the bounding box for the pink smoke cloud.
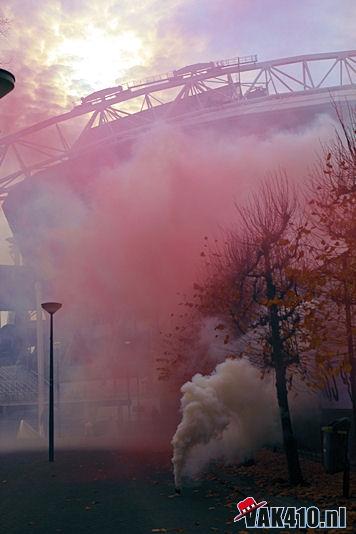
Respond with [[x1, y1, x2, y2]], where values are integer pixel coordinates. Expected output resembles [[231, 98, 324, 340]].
[[7, 117, 329, 377]]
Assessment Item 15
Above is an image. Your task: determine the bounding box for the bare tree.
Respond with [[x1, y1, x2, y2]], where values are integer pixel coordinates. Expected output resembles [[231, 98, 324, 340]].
[[0, 17, 9, 38], [188, 175, 305, 484], [0, 16, 10, 66], [232, 177, 304, 484]]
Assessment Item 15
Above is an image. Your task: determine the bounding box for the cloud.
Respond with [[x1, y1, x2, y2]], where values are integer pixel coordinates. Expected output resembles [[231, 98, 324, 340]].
[[0, 0, 354, 132]]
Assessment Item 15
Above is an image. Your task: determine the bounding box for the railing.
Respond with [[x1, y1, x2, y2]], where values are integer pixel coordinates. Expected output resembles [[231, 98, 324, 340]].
[[0, 365, 38, 403], [215, 54, 258, 68], [120, 55, 257, 92]]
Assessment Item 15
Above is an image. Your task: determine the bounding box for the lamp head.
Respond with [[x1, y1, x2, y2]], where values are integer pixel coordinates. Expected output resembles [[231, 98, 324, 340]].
[[0, 69, 15, 99], [41, 302, 62, 315]]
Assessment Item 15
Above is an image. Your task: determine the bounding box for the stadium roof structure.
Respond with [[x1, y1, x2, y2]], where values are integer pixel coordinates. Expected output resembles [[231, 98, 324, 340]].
[[0, 50, 355, 200]]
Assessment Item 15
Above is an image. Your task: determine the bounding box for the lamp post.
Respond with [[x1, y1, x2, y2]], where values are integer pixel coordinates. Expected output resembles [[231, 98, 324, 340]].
[[41, 302, 62, 462], [0, 68, 15, 99]]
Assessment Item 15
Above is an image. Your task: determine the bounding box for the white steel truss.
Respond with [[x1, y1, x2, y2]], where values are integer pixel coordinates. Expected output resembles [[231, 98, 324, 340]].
[[0, 50, 355, 199]]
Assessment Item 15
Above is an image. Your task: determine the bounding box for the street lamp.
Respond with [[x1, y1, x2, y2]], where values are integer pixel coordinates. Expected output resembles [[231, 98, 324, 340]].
[[0, 68, 15, 99], [41, 302, 62, 462]]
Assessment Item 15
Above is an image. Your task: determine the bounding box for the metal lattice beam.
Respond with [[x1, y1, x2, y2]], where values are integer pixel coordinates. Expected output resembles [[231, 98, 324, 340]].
[[0, 50, 355, 199]]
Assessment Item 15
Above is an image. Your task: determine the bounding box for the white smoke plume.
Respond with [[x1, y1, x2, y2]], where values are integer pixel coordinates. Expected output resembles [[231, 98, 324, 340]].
[[172, 357, 280, 487]]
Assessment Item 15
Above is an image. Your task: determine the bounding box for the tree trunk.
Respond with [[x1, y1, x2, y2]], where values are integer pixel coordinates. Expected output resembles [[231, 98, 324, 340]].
[[265, 251, 303, 485], [274, 360, 303, 484]]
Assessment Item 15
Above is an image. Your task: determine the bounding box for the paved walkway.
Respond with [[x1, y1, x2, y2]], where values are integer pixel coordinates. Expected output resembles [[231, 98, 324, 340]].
[[0, 447, 313, 534]]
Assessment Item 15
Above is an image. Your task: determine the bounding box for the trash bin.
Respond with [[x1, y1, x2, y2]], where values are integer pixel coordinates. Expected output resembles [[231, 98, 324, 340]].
[[322, 418, 350, 474]]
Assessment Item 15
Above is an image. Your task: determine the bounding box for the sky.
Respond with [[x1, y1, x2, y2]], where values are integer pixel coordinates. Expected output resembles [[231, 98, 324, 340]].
[[0, 0, 355, 131]]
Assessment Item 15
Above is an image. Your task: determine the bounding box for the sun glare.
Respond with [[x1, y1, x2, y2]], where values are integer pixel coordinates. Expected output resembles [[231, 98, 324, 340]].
[[52, 28, 144, 92]]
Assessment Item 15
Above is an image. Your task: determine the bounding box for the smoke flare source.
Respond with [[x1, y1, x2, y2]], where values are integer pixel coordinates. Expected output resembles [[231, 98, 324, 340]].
[[171, 358, 279, 488]]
